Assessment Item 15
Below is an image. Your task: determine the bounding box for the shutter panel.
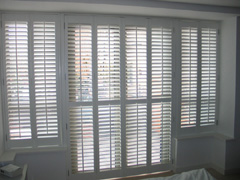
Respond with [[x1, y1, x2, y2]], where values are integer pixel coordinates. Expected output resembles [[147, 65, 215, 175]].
[[200, 28, 217, 126], [97, 25, 120, 101], [181, 27, 198, 128], [33, 21, 58, 138], [69, 106, 94, 173], [151, 102, 171, 164], [5, 21, 32, 140], [98, 105, 121, 171], [125, 26, 147, 100], [68, 24, 92, 102], [151, 27, 172, 99], [126, 103, 147, 167]]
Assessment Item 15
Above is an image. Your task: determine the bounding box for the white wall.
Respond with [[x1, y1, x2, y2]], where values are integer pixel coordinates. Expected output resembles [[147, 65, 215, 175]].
[[15, 151, 67, 180], [218, 17, 237, 138]]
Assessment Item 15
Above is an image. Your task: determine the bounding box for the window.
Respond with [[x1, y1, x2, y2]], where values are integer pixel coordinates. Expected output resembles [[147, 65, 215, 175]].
[[180, 22, 219, 128], [2, 14, 61, 148], [65, 16, 174, 179], [1, 13, 219, 180]]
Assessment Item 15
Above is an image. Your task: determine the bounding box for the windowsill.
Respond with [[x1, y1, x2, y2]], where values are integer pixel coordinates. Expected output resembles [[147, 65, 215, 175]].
[[175, 133, 234, 141], [0, 146, 67, 164]]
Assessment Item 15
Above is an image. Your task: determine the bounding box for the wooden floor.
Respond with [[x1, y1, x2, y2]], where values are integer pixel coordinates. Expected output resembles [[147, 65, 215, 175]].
[[111, 168, 240, 180]]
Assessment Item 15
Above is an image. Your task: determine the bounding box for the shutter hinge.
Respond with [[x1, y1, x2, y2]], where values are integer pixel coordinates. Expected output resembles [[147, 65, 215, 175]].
[[0, 21, 2, 29], [64, 23, 66, 30], [66, 123, 68, 130], [216, 120, 218, 125], [217, 74, 220, 81], [172, 159, 174, 164], [68, 169, 70, 176], [5, 134, 8, 141], [172, 116, 175, 122]]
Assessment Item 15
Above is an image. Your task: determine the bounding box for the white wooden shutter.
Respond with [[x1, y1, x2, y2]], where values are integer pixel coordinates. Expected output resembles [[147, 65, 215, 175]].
[[125, 26, 147, 100], [126, 103, 147, 167], [98, 105, 121, 171], [200, 28, 217, 126], [33, 21, 58, 138], [151, 102, 171, 164], [69, 106, 94, 173], [97, 25, 120, 101], [181, 27, 198, 128], [5, 21, 32, 140], [68, 24, 92, 102], [151, 27, 172, 99]]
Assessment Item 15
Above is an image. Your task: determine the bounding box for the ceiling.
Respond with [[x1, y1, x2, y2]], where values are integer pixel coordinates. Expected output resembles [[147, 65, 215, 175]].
[[156, 0, 240, 7], [0, 0, 239, 20]]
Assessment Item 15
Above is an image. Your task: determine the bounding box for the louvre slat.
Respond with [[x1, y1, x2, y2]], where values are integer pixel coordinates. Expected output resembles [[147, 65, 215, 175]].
[[181, 27, 198, 128], [125, 26, 147, 100], [33, 21, 58, 139], [151, 27, 172, 99], [97, 25, 121, 101], [98, 105, 121, 171], [152, 102, 171, 164], [126, 103, 147, 167], [68, 24, 92, 102], [70, 106, 94, 173], [200, 28, 217, 126], [5, 21, 32, 140]]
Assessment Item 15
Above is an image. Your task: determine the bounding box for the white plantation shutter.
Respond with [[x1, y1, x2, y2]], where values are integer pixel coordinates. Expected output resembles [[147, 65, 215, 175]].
[[125, 26, 147, 100], [151, 27, 172, 99], [3, 15, 61, 148], [126, 103, 147, 167], [151, 102, 171, 164], [69, 106, 94, 173], [68, 24, 92, 102], [200, 28, 217, 126], [33, 21, 58, 138], [98, 105, 121, 171], [5, 21, 32, 140], [97, 25, 120, 101], [181, 27, 198, 128]]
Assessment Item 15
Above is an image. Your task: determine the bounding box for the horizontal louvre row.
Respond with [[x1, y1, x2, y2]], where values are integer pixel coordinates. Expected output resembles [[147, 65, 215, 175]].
[[70, 106, 94, 173], [125, 26, 147, 100], [97, 25, 120, 101], [181, 27, 198, 128], [5, 21, 32, 140], [152, 102, 171, 164], [68, 24, 92, 102], [99, 105, 121, 171], [126, 103, 147, 167], [200, 28, 217, 126], [151, 27, 172, 99], [33, 21, 58, 138]]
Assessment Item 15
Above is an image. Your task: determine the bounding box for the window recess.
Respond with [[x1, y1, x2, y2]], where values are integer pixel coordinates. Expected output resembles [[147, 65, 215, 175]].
[[2, 14, 61, 148], [180, 22, 219, 129]]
